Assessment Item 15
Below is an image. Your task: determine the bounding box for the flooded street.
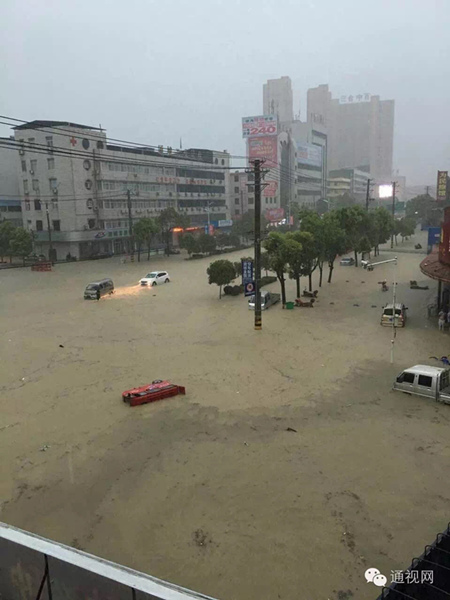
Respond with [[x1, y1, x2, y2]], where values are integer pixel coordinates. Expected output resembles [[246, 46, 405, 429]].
[[1, 238, 450, 600]]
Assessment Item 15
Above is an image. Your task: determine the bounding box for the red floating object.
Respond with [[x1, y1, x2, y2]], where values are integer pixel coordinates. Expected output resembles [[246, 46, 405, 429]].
[[122, 380, 186, 407]]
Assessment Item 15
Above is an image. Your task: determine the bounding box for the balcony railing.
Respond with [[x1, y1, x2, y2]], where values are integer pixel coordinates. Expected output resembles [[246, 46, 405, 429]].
[[0, 521, 219, 600]]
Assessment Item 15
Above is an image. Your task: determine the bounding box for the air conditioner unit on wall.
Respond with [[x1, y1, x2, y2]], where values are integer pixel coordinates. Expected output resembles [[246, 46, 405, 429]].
[[19, 148, 25, 155]]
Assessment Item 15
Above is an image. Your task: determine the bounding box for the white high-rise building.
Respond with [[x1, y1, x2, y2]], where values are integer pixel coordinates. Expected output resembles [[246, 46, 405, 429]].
[[263, 76, 294, 124]]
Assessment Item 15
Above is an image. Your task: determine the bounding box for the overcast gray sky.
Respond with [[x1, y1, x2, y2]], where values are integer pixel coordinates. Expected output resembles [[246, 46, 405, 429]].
[[1, 0, 449, 186]]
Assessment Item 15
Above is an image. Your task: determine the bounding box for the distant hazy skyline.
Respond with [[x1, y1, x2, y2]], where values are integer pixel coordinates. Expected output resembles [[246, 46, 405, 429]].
[[1, 0, 449, 186]]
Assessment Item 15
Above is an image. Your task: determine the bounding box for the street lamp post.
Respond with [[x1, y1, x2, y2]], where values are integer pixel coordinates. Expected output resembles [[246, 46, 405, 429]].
[[366, 256, 398, 363]]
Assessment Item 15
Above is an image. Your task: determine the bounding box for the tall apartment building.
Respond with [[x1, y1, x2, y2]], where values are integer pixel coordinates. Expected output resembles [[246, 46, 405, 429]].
[[229, 171, 254, 217], [307, 84, 394, 182], [286, 120, 328, 207], [12, 121, 230, 260], [263, 76, 294, 124], [0, 138, 22, 226], [259, 77, 328, 212], [328, 168, 371, 200]]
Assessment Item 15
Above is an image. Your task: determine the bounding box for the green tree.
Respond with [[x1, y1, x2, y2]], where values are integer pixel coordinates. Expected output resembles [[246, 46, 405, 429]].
[[372, 207, 394, 256], [215, 232, 230, 249], [134, 218, 159, 262], [263, 232, 290, 307], [297, 209, 325, 286], [260, 251, 271, 277], [180, 233, 199, 256], [405, 193, 439, 226], [332, 191, 357, 209], [284, 234, 304, 297], [334, 205, 368, 266], [197, 233, 217, 255], [228, 233, 240, 248], [321, 213, 348, 283], [158, 208, 190, 256], [399, 217, 415, 241], [207, 259, 236, 299], [232, 210, 267, 243], [0, 221, 16, 262], [9, 228, 33, 265]]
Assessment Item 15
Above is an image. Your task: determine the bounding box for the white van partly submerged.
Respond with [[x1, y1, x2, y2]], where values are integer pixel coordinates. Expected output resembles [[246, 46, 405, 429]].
[[393, 364, 450, 404]]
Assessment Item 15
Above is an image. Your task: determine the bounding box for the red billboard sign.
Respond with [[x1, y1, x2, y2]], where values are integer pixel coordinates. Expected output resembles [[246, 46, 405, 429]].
[[248, 136, 278, 168], [263, 180, 278, 197], [265, 208, 285, 222], [242, 115, 278, 138]]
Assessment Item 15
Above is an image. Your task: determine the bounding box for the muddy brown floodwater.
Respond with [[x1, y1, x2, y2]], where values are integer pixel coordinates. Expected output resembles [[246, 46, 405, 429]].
[[1, 234, 450, 600]]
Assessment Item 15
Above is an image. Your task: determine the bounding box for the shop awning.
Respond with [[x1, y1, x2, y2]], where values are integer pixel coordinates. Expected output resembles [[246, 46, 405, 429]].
[[420, 252, 450, 284]]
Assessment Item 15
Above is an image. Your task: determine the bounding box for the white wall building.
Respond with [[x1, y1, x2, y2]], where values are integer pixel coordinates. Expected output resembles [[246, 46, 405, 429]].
[[0, 137, 22, 226], [12, 121, 230, 260], [263, 76, 294, 124], [307, 84, 395, 182]]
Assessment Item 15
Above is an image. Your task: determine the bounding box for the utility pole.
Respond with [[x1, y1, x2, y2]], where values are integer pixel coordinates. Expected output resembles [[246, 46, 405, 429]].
[[365, 178, 372, 212], [390, 181, 396, 248], [45, 201, 53, 261], [126, 189, 134, 257], [253, 159, 262, 331], [390, 257, 398, 364]]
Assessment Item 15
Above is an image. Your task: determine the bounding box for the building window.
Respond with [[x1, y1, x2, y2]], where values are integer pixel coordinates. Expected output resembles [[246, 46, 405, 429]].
[[49, 178, 58, 191], [248, 197, 254, 204], [234, 186, 239, 193], [36, 220, 43, 231], [88, 219, 96, 229], [221, 159, 225, 165], [28, 137, 35, 146], [47, 158, 55, 170], [21, 160, 27, 172], [46, 136, 53, 153], [235, 198, 240, 205], [234, 174, 239, 182], [30, 159, 37, 172], [23, 180, 29, 194], [32, 179, 39, 192], [234, 209, 240, 215], [52, 220, 61, 231], [248, 185, 254, 192], [34, 199, 41, 210], [25, 201, 30, 211]]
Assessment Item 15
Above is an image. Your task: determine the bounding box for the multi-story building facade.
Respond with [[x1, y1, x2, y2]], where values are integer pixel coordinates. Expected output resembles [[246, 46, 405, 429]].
[[307, 84, 394, 182], [263, 76, 294, 124], [259, 77, 329, 214], [229, 171, 254, 217], [328, 168, 371, 201], [0, 137, 22, 227], [12, 121, 230, 259], [285, 120, 328, 208], [327, 176, 352, 199]]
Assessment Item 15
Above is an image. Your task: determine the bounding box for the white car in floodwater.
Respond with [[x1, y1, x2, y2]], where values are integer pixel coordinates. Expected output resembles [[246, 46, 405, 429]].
[[139, 271, 170, 286]]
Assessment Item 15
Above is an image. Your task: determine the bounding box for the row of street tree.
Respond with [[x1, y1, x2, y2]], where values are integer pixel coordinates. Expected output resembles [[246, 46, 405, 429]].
[[262, 205, 416, 305], [206, 205, 416, 304]]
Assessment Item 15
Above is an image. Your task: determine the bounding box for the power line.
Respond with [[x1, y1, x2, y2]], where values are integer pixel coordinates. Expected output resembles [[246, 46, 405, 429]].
[[0, 135, 247, 173], [0, 114, 249, 161]]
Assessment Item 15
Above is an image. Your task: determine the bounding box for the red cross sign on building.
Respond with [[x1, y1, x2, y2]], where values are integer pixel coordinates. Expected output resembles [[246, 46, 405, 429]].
[[70, 137, 77, 146]]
